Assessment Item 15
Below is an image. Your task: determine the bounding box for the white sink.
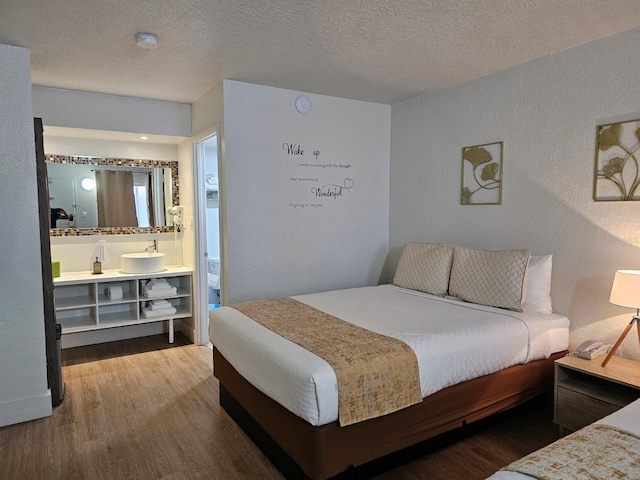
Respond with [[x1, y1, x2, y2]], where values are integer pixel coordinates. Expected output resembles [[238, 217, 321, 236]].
[[121, 252, 166, 274]]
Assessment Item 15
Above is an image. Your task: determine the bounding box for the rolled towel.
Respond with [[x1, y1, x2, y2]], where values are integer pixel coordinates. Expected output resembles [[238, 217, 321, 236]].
[[107, 285, 123, 300], [141, 306, 177, 318]]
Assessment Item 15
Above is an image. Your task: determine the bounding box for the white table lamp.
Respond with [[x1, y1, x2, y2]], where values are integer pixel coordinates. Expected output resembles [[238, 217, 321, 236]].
[[601, 270, 640, 367]]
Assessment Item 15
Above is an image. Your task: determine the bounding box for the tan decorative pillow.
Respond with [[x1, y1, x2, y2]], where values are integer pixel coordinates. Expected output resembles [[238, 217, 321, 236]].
[[393, 243, 454, 296], [449, 246, 530, 311]]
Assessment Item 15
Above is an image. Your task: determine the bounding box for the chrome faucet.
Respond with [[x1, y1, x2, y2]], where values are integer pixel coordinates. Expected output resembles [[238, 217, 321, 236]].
[[145, 239, 158, 254]]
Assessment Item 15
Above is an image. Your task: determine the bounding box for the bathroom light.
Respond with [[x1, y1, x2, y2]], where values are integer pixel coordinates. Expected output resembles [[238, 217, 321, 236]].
[[135, 33, 158, 49], [140, 136, 148, 140], [81, 177, 95, 191]]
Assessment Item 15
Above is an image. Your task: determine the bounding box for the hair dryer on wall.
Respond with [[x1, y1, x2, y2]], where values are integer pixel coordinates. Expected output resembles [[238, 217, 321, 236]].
[[167, 206, 184, 266], [167, 206, 184, 231]]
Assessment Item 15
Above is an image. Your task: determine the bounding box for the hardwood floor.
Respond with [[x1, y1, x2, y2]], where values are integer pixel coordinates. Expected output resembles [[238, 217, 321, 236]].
[[0, 334, 558, 479]]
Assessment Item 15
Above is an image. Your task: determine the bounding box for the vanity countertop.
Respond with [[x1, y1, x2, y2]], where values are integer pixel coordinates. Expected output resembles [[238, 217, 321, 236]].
[[53, 266, 192, 285]]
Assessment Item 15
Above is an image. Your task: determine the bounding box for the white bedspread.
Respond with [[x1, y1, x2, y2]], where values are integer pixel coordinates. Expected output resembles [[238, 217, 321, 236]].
[[487, 398, 640, 480], [210, 285, 569, 426]]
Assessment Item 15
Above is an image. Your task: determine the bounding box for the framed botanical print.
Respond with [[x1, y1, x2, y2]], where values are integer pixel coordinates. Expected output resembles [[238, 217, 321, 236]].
[[594, 119, 640, 201], [461, 141, 503, 205]]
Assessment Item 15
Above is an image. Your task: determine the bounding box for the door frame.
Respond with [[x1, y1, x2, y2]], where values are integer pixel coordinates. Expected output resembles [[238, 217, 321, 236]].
[[34, 118, 62, 406], [192, 125, 224, 345]]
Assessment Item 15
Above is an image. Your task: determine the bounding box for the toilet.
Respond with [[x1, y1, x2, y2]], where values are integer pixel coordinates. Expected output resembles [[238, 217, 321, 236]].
[[208, 258, 220, 307]]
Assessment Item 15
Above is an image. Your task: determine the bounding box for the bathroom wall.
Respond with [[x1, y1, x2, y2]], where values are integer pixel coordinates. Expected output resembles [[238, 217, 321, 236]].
[[33, 91, 193, 274], [222, 80, 391, 303], [205, 137, 220, 263], [43, 131, 181, 160], [389, 27, 640, 358], [45, 134, 182, 272], [46, 162, 99, 229], [32, 87, 194, 346], [0, 44, 52, 426]]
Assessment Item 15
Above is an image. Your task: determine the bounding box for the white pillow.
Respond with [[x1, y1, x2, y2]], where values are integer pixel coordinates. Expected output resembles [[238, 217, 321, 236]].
[[522, 255, 553, 314], [449, 246, 530, 311], [393, 243, 454, 296]]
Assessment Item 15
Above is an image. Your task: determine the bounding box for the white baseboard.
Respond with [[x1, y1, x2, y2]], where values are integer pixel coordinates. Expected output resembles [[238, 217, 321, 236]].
[[182, 323, 196, 343], [0, 390, 52, 427]]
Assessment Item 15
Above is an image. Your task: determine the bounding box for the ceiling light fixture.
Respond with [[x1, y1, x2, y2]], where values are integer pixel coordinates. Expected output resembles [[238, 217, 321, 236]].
[[135, 33, 158, 49]]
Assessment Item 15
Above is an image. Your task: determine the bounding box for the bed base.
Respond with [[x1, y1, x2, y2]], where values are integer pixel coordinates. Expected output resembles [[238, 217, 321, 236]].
[[214, 348, 566, 480]]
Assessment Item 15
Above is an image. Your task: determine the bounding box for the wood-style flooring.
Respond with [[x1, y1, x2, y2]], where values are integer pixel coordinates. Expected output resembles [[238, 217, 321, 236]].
[[0, 334, 558, 479]]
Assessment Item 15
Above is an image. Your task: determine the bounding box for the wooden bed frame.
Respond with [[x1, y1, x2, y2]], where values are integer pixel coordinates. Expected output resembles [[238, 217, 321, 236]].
[[214, 348, 566, 480]]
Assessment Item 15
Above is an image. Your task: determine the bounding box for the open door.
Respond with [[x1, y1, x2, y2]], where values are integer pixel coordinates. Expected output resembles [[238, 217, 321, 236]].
[[193, 127, 223, 345], [34, 118, 63, 406]]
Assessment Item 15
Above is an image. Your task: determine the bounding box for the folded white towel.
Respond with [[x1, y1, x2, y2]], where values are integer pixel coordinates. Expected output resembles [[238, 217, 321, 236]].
[[147, 284, 174, 291], [141, 306, 177, 318], [149, 278, 169, 286], [150, 299, 171, 306], [107, 285, 123, 300], [208, 273, 220, 288], [143, 285, 177, 298], [149, 300, 172, 311]]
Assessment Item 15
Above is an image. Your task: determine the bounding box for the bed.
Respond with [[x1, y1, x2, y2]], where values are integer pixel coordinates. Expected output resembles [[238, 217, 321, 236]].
[[210, 244, 570, 479], [488, 398, 640, 480]]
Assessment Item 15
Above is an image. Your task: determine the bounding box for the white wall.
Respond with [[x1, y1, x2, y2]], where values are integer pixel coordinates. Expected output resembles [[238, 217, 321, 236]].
[[32, 87, 190, 137], [389, 27, 640, 358], [191, 82, 227, 310], [0, 44, 52, 426], [223, 80, 390, 303], [191, 83, 224, 138]]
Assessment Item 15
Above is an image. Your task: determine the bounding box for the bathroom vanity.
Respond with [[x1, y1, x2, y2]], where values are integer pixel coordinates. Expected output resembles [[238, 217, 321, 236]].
[[53, 266, 192, 347]]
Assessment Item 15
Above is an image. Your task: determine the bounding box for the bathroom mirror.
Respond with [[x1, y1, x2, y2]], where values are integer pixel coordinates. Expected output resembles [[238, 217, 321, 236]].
[[46, 155, 179, 236]]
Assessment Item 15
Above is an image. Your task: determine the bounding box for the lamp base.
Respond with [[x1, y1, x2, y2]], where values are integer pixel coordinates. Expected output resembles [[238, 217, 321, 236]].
[[601, 315, 640, 367]]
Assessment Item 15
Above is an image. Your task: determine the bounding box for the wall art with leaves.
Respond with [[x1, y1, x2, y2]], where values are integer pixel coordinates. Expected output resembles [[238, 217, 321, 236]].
[[594, 119, 640, 201], [461, 141, 503, 205]]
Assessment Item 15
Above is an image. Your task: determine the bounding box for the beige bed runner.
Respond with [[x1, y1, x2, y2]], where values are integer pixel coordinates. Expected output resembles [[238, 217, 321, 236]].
[[232, 297, 422, 426], [501, 424, 640, 480]]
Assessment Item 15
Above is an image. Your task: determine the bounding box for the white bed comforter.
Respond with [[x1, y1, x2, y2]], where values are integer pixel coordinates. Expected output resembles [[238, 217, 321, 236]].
[[487, 398, 640, 480], [210, 285, 569, 426]]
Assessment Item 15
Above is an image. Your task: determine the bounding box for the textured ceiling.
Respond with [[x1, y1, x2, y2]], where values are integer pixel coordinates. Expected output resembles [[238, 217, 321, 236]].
[[1, 0, 639, 105]]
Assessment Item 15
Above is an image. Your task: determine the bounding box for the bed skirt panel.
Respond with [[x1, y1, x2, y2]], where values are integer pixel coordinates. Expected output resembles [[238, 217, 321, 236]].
[[213, 348, 566, 480]]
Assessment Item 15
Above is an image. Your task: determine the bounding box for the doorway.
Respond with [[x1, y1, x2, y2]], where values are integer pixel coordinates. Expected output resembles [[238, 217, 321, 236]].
[[194, 128, 222, 345]]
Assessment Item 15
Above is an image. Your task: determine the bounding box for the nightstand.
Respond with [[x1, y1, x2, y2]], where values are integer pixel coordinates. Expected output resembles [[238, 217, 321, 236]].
[[554, 355, 640, 436]]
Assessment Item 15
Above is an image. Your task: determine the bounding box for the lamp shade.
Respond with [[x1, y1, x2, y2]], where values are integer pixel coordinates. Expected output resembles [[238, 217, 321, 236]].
[[609, 270, 640, 309]]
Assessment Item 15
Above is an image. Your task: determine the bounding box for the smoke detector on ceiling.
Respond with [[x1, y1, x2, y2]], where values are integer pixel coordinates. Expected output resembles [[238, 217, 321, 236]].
[[295, 95, 312, 114], [135, 33, 158, 49]]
